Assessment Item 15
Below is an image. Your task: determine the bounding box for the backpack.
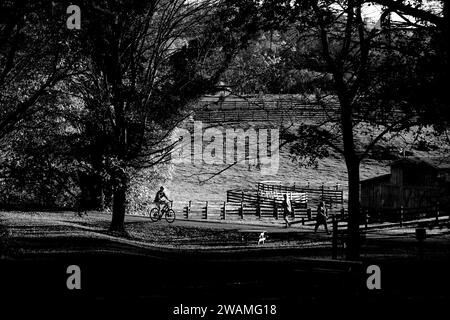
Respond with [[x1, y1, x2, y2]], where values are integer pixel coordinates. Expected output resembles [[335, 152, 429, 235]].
[[154, 191, 162, 202], [317, 206, 327, 220]]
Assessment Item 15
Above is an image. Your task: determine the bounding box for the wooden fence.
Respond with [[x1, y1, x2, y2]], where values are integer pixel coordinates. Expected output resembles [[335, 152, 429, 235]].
[[226, 188, 307, 207], [194, 108, 339, 123], [170, 200, 445, 229], [257, 181, 344, 206], [194, 99, 405, 124], [175, 200, 347, 225], [197, 99, 338, 111]]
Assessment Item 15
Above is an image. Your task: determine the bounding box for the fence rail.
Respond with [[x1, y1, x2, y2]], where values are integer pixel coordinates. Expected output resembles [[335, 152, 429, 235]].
[[194, 100, 405, 124], [197, 100, 338, 111], [194, 109, 338, 123]]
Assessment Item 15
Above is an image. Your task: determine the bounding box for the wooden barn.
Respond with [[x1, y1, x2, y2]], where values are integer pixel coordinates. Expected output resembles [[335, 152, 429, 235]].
[[361, 157, 450, 210]]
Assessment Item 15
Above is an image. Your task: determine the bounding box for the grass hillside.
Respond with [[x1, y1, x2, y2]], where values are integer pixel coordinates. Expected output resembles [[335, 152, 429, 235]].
[[167, 149, 390, 204], [160, 120, 449, 207]]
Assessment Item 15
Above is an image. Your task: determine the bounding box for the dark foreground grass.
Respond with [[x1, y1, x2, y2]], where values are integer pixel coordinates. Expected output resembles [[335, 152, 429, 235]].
[[2, 210, 450, 258], [1, 210, 327, 249]]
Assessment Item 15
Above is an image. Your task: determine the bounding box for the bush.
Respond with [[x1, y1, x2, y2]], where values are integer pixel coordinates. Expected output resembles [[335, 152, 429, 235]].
[[125, 163, 173, 215]]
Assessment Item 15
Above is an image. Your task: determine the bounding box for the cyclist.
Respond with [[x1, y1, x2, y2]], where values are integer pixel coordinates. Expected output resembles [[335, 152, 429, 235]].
[[154, 186, 171, 211]]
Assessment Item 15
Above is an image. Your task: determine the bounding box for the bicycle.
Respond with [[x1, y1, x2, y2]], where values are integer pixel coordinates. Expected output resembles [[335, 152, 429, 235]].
[[149, 202, 175, 223]]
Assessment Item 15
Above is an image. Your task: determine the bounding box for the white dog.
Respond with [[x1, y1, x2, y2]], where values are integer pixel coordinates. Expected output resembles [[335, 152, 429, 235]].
[[258, 232, 266, 245]]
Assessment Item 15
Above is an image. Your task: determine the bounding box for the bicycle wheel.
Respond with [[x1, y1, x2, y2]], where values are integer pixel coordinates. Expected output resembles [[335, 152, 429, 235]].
[[165, 209, 176, 223], [149, 208, 161, 222]]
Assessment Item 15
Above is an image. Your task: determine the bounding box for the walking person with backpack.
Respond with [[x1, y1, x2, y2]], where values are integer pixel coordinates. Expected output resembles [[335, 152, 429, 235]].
[[282, 194, 292, 228], [314, 200, 330, 234]]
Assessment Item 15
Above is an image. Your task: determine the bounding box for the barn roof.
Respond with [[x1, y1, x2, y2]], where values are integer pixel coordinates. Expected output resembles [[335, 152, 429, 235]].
[[360, 174, 391, 184]]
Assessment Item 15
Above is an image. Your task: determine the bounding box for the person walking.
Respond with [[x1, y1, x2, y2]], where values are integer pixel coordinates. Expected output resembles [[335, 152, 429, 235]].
[[282, 194, 292, 228], [314, 200, 330, 234]]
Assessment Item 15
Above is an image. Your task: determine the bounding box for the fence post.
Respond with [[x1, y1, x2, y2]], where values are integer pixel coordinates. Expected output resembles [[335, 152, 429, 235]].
[[256, 192, 261, 218], [321, 183, 324, 199], [399, 206, 404, 227], [332, 216, 338, 260], [273, 199, 278, 219], [223, 201, 226, 220], [364, 208, 368, 230], [241, 190, 244, 203], [205, 201, 208, 220], [307, 208, 312, 220], [256, 199, 261, 219], [436, 201, 440, 222], [187, 200, 191, 219], [240, 202, 244, 219], [340, 207, 345, 220]]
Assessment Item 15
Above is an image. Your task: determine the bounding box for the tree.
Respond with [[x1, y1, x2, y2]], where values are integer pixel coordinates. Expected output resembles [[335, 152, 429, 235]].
[[68, 0, 263, 232], [222, 30, 332, 94], [0, 1, 87, 211], [366, 0, 449, 125], [368, 0, 446, 28], [226, 0, 444, 259], [0, 0, 82, 142], [0, 102, 82, 209], [291, 0, 449, 259]]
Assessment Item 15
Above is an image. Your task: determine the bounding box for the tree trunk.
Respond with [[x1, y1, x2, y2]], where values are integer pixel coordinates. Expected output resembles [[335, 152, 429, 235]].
[[109, 168, 128, 232], [444, 1, 450, 85], [109, 67, 128, 232], [346, 159, 361, 260], [78, 171, 105, 210], [336, 78, 361, 260], [110, 185, 127, 232]]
